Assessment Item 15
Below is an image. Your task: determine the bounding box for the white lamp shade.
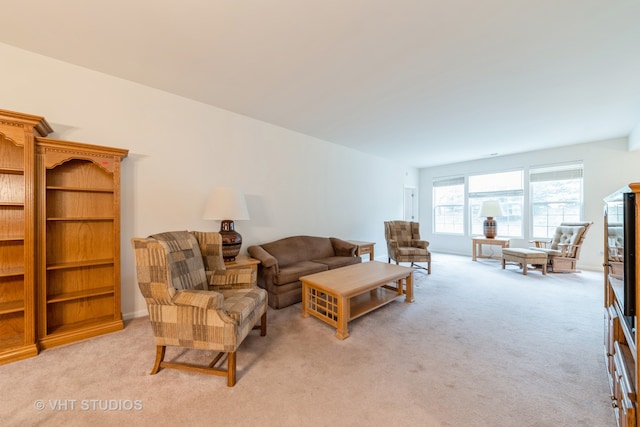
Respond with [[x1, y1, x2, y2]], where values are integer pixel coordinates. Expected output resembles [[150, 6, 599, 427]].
[[203, 187, 250, 220], [479, 200, 504, 218]]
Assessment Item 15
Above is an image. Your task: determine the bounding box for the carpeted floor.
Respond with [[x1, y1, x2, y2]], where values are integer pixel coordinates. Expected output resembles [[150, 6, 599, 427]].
[[0, 253, 614, 426]]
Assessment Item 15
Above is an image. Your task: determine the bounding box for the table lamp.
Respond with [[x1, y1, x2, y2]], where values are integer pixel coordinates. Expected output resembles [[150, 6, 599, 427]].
[[203, 187, 250, 261], [479, 200, 504, 239]]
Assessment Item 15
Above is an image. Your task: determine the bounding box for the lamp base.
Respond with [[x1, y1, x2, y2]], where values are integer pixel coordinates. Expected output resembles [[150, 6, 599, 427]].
[[483, 217, 497, 239], [219, 220, 242, 261]]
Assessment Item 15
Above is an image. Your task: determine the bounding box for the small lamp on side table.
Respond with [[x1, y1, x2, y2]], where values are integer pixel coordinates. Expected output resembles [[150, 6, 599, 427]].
[[203, 187, 250, 261], [479, 200, 504, 239]]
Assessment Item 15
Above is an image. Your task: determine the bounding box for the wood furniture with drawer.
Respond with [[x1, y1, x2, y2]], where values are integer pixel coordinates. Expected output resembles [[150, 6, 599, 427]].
[[604, 183, 638, 426]]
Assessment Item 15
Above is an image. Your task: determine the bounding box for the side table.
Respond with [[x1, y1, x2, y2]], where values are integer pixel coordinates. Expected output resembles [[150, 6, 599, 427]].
[[224, 255, 260, 274], [472, 237, 510, 261], [347, 240, 375, 262]]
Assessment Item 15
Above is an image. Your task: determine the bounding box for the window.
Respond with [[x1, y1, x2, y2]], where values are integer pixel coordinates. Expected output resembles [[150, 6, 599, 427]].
[[433, 176, 464, 234], [530, 163, 583, 238], [469, 170, 524, 237]]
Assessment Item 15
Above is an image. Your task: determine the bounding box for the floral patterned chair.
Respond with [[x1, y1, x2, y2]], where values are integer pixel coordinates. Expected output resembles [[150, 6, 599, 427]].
[[384, 220, 431, 273], [131, 230, 267, 386]]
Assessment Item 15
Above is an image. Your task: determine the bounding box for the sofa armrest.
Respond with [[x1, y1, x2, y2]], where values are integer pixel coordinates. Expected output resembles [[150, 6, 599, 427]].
[[247, 245, 279, 269], [330, 237, 357, 257], [172, 289, 224, 310]]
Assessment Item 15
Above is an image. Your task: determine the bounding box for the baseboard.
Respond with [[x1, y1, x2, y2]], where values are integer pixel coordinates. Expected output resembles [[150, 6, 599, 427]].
[[123, 309, 148, 320]]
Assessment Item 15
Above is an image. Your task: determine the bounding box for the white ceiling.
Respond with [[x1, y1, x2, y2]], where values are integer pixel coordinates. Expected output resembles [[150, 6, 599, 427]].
[[1, 0, 640, 168]]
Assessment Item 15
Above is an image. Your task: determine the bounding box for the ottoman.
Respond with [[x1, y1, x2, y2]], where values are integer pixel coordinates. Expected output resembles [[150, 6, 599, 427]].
[[501, 248, 548, 275]]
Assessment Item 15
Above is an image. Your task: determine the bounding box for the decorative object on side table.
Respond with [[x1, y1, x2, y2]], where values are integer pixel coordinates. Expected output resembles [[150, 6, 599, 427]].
[[203, 187, 250, 261], [479, 200, 504, 238]]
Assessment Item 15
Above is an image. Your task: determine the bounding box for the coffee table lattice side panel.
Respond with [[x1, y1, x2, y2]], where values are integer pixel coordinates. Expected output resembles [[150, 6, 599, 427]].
[[305, 287, 339, 327]]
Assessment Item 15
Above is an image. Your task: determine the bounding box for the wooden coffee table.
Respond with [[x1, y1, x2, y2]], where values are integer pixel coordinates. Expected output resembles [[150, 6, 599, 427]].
[[300, 261, 414, 339]]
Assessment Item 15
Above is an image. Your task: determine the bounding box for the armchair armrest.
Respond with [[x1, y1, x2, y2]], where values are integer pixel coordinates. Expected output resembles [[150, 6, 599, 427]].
[[248, 245, 279, 269], [557, 243, 580, 257], [172, 289, 224, 310], [530, 239, 551, 248], [209, 268, 257, 290], [330, 237, 357, 257], [411, 239, 429, 249]]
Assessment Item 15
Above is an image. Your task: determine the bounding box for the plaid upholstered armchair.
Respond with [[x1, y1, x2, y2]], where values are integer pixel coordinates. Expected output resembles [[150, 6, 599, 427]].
[[384, 221, 431, 273], [131, 230, 267, 386]]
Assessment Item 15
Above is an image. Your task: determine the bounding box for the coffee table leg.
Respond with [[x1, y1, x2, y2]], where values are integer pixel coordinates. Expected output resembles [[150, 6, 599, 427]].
[[335, 296, 350, 340], [404, 272, 414, 303], [301, 281, 309, 318]]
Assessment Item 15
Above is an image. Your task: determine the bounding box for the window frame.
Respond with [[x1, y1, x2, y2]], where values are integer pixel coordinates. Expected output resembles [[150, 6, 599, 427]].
[[468, 169, 524, 238], [432, 176, 465, 235], [529, 162, 584, 239]]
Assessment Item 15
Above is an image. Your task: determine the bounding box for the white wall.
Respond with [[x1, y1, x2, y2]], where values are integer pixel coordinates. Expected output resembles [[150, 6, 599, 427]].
[[0, 43, 418, 319], [419, 138, 640, 271]]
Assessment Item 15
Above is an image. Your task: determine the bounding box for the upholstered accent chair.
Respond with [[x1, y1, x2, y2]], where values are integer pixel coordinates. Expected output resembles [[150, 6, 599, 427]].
[[384, 220, 431, 273], [131, 230, 267, 386], [530, 221, 593, 273]]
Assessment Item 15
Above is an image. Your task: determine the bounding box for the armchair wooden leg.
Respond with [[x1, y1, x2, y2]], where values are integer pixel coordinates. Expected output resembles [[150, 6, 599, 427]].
[[260, 312, 267, 336], [151, 345, 166, 375], [252, 312, 268, 336], [227, 351, 236, 387]]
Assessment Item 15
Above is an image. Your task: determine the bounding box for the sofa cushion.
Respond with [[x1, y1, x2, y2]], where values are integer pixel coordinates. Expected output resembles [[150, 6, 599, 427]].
[[313, 256, 361, 269], [261, 236, 336, 267], [274, 261, 328, 285]]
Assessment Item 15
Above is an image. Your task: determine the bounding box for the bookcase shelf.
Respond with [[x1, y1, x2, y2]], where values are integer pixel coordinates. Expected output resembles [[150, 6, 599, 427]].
[[0, 235, 24, 242], [0, 300, 24, 315], [0, 267, 25, 278], [0, 167, 24, 175], [47, 217, 115, 221], [47, 286, 115, 304]]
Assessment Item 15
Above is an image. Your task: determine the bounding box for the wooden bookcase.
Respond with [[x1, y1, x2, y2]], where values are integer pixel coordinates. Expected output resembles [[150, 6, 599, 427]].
[[0, 108, 128, 364], [0, 110, 53, 365], [36, 138, 128, 349], [604, 183, 639, 426]]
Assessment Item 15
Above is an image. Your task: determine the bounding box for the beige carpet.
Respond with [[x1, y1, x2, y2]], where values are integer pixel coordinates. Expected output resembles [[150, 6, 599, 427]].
[[1, 253, 614, 426]]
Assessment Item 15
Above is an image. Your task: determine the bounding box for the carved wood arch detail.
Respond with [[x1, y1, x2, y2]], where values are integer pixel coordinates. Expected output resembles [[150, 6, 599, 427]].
[[44, 148, 117, 174], [0, 130, 19, 146]]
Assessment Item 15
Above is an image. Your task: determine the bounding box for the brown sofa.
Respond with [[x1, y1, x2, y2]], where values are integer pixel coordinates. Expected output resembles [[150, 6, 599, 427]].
[[247, 236, 361, 309]]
